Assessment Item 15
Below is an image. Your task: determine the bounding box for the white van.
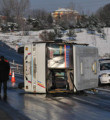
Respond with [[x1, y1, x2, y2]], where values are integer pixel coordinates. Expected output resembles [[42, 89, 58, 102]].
[[99, 59, 110, 84], [24, 41, 98, 93]]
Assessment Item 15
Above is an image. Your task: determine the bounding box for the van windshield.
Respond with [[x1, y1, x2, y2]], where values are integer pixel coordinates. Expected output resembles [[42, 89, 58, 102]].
[[47, 44, 73, 68], [100, 63, 110, 70]]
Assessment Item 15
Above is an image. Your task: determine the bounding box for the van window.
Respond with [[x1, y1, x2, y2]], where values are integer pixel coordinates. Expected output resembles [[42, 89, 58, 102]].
[[100, 63, 110, 70], [47, 44, 73, 69]]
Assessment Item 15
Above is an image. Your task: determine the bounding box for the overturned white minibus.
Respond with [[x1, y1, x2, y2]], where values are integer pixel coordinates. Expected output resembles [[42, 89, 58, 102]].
[[24, 41, 98, 93]]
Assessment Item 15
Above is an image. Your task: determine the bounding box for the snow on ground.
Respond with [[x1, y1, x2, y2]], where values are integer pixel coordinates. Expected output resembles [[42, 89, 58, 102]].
[[0, 28, 110, 57], [75, 28, 110, 56], [0, 31, 42, 49]]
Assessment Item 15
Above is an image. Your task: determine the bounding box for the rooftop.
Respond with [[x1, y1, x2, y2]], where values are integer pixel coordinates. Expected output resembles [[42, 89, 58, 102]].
[[54, 8, 79, 14]]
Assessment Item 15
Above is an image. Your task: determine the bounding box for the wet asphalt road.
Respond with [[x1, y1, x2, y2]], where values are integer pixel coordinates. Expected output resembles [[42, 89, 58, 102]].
[[1, 41, 110, 120], [6, 87, 110, 120]]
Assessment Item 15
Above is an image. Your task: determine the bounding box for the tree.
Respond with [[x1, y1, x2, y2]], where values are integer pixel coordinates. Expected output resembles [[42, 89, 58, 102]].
[[66, 29, 77, 40], [39, 31, 48, 41], [30, 9, 53, 30], [86, 14, 105, 36], [47, 14, 53, 25], [58, 20, 69, 30], [0, 0, 15, 22], [76, 20, 83, 32], [86, 15, 103, 34], [96, 3, 110, 27], [31, 9, 48, 20], [54, 27, 63, 39], [39, 31, 56, 41], [0, 0, 30, 30], [80, 15, 88, 28], [48, 31, 56, 41], [56, 12, 77, 30]]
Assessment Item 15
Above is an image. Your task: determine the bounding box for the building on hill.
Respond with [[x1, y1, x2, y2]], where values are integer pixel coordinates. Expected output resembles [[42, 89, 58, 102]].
[[52, 8, 80, 23]]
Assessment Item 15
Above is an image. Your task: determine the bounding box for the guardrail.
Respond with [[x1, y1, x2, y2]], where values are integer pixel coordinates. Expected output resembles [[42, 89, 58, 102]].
[[95, 88, 110, 92], [10, 61, 23, 75]]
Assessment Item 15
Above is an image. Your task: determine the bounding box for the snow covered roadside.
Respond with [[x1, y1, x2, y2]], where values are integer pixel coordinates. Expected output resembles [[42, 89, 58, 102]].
[[0, 31, 44, 50], [75, 28, 110, 56], [0, 28, 110, 57]]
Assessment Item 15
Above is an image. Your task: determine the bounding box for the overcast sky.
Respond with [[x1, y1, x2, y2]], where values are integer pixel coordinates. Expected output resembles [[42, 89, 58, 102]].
[[30, 0, 110, 14]]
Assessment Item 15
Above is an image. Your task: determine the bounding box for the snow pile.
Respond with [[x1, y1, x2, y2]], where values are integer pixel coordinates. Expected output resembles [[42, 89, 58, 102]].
[[0, 28, 110, 56]]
